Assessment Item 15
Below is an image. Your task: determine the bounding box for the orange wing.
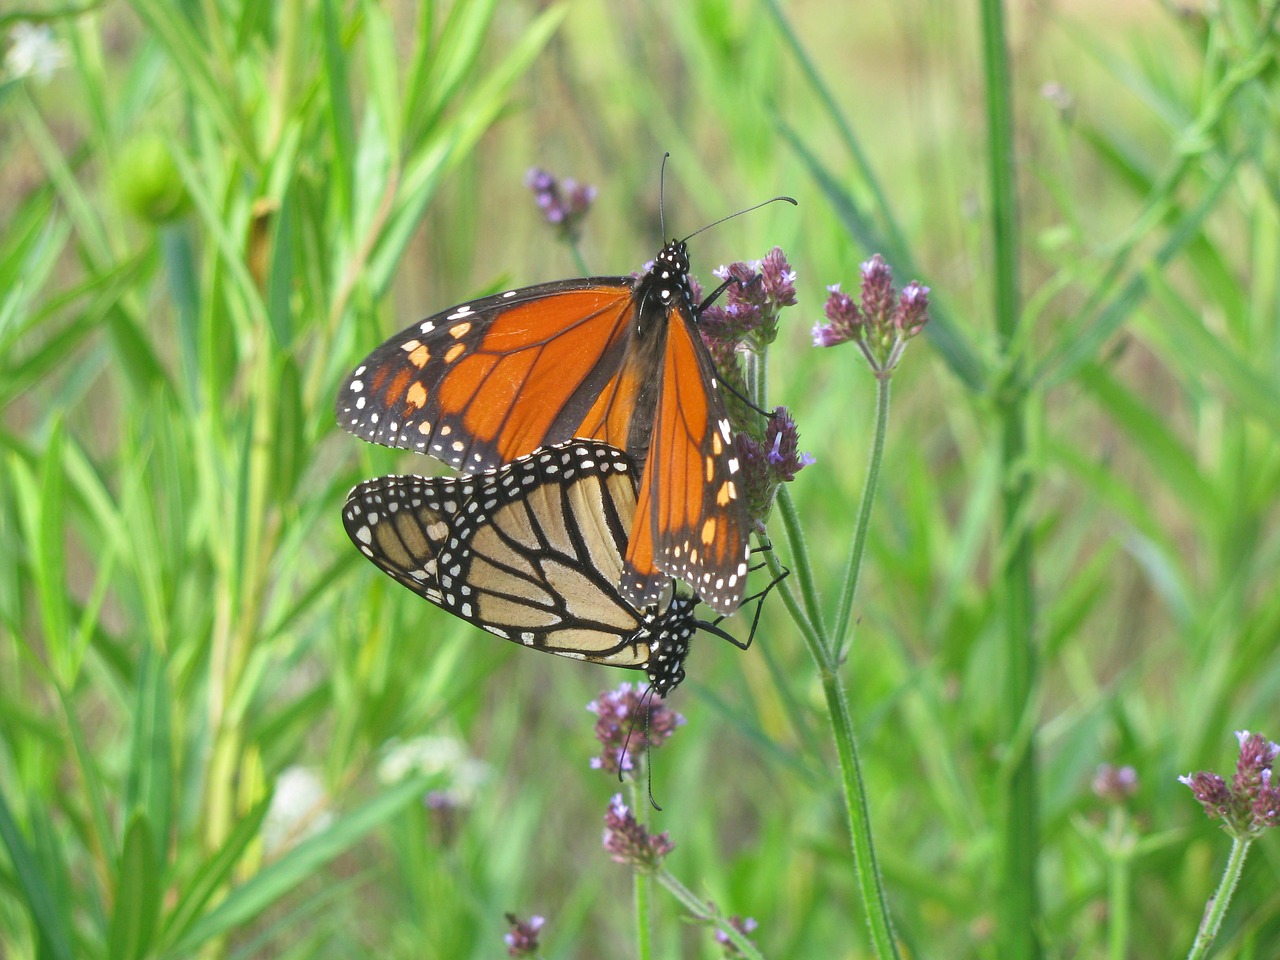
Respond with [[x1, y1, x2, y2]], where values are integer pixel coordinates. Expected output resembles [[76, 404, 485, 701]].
[[622, 302, 750, 617], [336, 280, 650, 470]]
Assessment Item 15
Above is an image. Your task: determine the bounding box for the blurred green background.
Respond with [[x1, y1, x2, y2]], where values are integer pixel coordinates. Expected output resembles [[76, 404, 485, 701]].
[[2, 0, 1278, 957]]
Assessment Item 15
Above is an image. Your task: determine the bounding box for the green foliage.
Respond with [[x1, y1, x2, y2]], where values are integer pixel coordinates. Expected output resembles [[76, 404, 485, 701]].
[[1, 0, 1278, 957]]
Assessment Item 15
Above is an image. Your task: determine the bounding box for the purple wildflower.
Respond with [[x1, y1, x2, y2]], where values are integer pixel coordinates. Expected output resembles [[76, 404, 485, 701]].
[[735, 406, 814, 524], [504, 913, 544, 957], [526, 167, 596, 243], [1092, 764, 1139, 804], [812, 284, 860, 347], [859, 253, 896, 327], [587, 682, 684, 776], [812, 254, 930, 376], [713, 914, 760, 956], [700, 246, 797, 347], [602, 793, 675, 868], [1180, 730, 1280, 837]]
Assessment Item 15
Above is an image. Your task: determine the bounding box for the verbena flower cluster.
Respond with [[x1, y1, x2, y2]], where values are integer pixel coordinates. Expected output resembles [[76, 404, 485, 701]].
[[736, 406, 815, 525], [587, 682, 684, 775], [602, 793, 675, 868], [526, 167, 596, 243], [713, 914, 760, 957], [1092, 763, 1139, 804], [503, 912, 544, 957], [1180, 730, 1280, 838], [701, 246, 798, 347], [812, 254, 930, 376], [696, 246, 812, 521]]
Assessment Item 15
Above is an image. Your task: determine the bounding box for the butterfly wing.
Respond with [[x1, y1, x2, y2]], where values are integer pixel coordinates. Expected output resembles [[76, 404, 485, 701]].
[[336, 280, 649, 470], [338, 240, 752, 617], [341, 441, 695, 693], [622, 303, 751, 617]]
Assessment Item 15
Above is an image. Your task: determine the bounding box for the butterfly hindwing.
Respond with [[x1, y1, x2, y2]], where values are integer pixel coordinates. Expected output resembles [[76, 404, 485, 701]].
[[341, 441, 697, 694]]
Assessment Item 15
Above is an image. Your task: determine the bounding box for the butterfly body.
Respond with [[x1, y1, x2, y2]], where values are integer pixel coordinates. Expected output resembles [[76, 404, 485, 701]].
[[337, 240, 750, 616], [342, 442, 700, 694]]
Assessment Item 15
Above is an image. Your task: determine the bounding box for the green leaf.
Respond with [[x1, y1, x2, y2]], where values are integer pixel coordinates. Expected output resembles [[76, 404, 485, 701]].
[[161, 774, 434, 957], [265, 184, 297, 350], [322, 0, 356, 227], [411, 0, 499, 134], [362, 0, 402, 161], [126, 0, 253, 161], [160, 226, 201, 407], [124, 646, 173, 860], [1039, 150, 1242, 386], [1142, 267, 1280, 431], [107, 813, 161, 960], [370, 3, 568, 293], [0, 784, 75, 960], [35, 420, 71, 685], [159, 797, 272, 948], [1076, 361, 1220, 511]]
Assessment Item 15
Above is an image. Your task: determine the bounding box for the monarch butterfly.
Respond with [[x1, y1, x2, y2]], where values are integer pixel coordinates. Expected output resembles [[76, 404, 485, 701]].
[[335, 221, 784, 617], [342, 441, 748, 695]]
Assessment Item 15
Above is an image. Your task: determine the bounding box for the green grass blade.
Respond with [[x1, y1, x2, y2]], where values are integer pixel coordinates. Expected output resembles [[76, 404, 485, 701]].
[[106, 813, 161, 960], [160, 773, 433, 957], [124, 646, 173, 859], [0, 783, 75, 960], [158, 796, 272, 948]]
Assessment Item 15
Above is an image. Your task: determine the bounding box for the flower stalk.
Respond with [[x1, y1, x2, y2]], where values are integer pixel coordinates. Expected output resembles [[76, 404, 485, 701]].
[[1180, 731, 1280, 959]]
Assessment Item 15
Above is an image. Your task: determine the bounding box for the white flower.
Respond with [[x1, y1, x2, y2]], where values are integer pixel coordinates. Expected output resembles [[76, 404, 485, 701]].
[[5, 23, 69, 83], [377, 734, 466, 784], [377, 734, 491, 809], [262, 766, 334, 856]]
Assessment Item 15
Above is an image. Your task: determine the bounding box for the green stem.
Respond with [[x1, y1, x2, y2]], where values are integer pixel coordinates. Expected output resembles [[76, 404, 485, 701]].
[[980, 0, 1039, 956], [823, 669, 900, 959], [633, 868, 652, 960], [1186, 837, 1251, 960], [832, 373, 890, 659], [629, 780, 653, 960], [774, 487, 827, 652], [1106, 809, 1132, 960], [654, 869, 767, 960], [569, 238, 590, 277], [762, 549, 824, 661]]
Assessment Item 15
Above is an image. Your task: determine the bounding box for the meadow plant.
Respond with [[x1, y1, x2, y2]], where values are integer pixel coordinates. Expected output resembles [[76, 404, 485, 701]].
[[1180, 732, 1280, 960], [5, 2, 1279, 956], [503, 912, 545, 957], [513, 169, 926, 960]]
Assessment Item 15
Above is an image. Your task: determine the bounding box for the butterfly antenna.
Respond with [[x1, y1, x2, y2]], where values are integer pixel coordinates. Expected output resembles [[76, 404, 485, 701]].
[[658, 152, 670, 241], [680, 195, 797, 244], [619, 694, 642, 785], [619, 684, 665, 810], [717, 370, 775, 422], [644, 699, 662, 812]]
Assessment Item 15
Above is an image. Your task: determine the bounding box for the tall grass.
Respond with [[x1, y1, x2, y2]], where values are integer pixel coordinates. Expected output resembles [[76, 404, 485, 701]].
[[2, 0, 1278, 957]]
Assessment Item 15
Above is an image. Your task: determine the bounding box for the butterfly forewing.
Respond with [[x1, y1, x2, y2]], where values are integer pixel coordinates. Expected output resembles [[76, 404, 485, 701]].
[[627, 307, 751, 617], [336, 279, 639, 470], [341, 441, 697, 693]]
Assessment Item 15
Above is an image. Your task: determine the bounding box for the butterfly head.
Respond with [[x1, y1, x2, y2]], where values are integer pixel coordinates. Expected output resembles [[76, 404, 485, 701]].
[[639, 240, 695, 321]]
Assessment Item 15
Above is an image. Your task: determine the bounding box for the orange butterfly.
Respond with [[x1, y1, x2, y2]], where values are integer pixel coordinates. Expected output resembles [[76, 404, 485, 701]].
[[336, 237, 765, 616]]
